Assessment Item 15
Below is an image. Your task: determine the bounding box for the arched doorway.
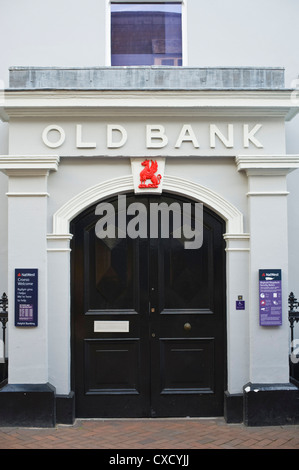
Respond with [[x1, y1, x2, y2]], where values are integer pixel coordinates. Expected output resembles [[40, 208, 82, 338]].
[[71, 192, 226, 418]]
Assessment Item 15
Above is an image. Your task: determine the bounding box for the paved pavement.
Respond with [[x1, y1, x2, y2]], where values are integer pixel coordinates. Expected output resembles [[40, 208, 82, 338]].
[[0, 418, 299, 450]]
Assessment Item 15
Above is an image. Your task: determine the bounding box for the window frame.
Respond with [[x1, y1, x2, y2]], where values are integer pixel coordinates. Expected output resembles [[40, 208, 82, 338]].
[[106, 0, 188, 66]]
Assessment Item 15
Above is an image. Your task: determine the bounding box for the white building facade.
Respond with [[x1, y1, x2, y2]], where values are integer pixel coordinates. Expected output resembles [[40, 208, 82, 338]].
[[0, 0, 299, 427]]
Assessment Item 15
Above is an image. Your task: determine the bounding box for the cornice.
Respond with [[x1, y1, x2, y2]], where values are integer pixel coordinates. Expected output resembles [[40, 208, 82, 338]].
[[0, 155, 60, 175], [0, 89, 298, 120], [236, 154, 299, 175]]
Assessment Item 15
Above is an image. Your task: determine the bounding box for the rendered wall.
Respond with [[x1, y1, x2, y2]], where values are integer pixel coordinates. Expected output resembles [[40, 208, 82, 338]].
[[0, 0, 299, 369]]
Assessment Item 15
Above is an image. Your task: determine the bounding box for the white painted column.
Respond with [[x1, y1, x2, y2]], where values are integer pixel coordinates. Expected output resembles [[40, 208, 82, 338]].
[[236, 155, 299, 384], [0, 155, 59, 385], [47, 234, 72, 394], [224, 234, 250, 393]]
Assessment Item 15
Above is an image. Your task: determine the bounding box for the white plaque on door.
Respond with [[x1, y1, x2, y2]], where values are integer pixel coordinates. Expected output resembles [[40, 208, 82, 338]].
[[94, 321, 129, 333]]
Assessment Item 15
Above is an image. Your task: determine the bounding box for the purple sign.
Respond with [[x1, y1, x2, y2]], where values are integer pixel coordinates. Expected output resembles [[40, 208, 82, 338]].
[[236, 300, 245, 310], [15, 269, 38, 327], [259, 269, 282, 326]]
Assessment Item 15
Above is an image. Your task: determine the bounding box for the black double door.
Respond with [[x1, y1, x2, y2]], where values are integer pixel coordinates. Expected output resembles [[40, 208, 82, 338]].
[[71, 194, 226, 418]]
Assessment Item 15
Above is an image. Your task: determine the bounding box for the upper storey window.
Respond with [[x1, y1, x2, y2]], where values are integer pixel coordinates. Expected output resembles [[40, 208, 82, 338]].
[[111, 2, 182, 66]]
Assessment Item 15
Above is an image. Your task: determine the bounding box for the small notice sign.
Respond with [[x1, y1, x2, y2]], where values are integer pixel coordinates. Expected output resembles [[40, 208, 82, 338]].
[[236, 300, 245, 310], [15, 269, 38, 327], [259, 269, 282, 326]]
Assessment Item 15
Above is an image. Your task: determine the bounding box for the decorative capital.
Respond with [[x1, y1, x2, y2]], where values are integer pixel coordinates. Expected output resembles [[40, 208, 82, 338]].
[[236, 154, 299, 176], [0, 155, 60, 176]]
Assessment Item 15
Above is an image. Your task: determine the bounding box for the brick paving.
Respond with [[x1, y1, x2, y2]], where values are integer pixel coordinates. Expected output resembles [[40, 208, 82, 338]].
[[0, 418, 298, 449]]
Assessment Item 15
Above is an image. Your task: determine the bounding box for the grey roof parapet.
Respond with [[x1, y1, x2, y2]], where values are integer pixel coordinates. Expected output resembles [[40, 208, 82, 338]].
[[8, 66, 285, 90]]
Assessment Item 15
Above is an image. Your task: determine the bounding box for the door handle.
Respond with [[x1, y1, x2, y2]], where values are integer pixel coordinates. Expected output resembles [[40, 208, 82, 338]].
[[184, 322, 191, 332]]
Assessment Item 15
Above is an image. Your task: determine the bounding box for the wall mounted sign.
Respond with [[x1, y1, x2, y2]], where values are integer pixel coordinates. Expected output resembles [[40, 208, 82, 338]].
[[15, 269, 38, 327], [15, 120, 271, 158], [259, 269, 282, 326], [236, 300, 245, 310], [41, 123, 264, 152]]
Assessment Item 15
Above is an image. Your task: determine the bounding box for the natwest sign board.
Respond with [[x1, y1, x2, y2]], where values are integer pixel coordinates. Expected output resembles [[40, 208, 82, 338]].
[[259, 269, 282, 326], [15, 269, 38, 327]]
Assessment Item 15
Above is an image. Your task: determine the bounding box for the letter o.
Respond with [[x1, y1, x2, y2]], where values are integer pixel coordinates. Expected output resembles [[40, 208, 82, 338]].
[[42, 125, 66, 148]]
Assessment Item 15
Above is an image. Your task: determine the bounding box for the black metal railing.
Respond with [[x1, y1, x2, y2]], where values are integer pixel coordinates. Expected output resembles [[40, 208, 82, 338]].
[[288, 292, 299, 350], [288, 292, 299, 383], [0, 293, 8, 382]]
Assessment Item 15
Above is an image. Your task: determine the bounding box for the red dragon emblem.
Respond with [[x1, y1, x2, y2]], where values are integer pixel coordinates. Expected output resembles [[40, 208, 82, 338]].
[[138, 160, 162, 189]]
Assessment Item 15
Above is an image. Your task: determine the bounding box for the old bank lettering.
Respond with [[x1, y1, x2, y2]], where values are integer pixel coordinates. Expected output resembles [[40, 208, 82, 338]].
[[42, 123, 263, 150]]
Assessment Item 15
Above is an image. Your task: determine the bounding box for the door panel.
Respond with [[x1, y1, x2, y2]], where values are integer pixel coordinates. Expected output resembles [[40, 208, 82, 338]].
[[71, 193, 226, 418], [159, 338, 215, 392], [84, 339, 141, 394]]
